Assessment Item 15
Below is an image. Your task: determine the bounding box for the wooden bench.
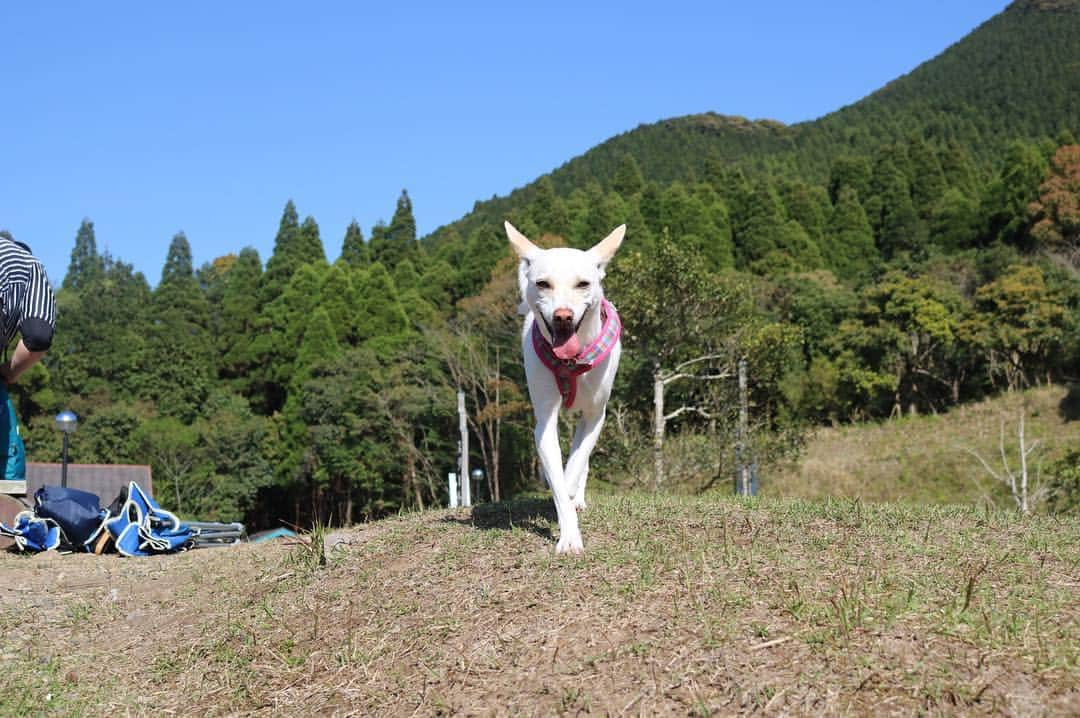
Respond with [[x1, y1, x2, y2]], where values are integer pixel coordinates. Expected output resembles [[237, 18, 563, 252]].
[[0, 479, 26, 495]]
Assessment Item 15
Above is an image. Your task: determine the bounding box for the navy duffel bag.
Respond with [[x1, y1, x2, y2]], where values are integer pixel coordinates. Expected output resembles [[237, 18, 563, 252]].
[[34, 485, 105, 546]]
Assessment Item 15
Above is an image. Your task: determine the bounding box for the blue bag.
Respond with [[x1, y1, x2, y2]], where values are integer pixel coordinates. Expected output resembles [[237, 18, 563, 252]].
[[105, 482, 194, 556], [0, 512, 61, 552], [0, 384, 26, 482], [34, 485, 106, 546]]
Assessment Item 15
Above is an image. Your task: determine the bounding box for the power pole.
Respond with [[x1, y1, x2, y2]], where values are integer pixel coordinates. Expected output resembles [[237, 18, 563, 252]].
[[653, 363, 665, 491], [736, 358, 751, 496], [457, 389, 471, 507]]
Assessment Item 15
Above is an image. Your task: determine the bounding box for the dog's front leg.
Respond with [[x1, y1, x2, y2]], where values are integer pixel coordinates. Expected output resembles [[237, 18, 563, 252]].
[[565, 408, 606, 511], [533, 404, 584, 554]]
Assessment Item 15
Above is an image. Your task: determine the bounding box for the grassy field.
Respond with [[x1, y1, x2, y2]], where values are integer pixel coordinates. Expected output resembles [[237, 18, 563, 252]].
[[770, 386, 1080, 508], [1, 492, 1077, 716]]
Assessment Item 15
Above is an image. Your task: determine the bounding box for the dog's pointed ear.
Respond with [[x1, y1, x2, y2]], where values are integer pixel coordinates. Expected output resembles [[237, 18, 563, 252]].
[[505, 221, 539, 261], [589, 224, 626, 269]]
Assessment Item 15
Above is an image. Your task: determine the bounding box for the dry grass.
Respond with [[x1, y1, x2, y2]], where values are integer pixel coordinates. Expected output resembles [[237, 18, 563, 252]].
[[1, 492, 1077, 716], [772, 386, 1080, 508]]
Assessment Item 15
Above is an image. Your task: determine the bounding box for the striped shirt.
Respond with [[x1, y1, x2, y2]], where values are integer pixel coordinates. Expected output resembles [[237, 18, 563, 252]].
[[0, 238, 57, 351]]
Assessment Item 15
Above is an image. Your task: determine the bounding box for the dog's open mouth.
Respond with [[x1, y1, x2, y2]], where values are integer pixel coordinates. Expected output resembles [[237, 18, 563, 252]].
[[550, 325, 581, 361]]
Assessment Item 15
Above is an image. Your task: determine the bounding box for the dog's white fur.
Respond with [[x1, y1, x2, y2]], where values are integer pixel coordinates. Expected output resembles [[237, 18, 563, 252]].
[[505, 221, 625, 554]]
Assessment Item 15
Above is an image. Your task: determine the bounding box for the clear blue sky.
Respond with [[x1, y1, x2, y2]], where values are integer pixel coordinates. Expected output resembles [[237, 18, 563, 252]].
[[1, 1, 1009, 287]]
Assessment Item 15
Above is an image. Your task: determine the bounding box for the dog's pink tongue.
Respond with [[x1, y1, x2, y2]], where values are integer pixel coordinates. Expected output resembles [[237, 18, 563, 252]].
[[551, 332, 581, 361]]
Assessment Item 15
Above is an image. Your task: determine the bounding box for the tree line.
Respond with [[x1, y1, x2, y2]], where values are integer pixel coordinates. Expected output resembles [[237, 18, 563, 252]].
[[12, 134, 1080, 527]]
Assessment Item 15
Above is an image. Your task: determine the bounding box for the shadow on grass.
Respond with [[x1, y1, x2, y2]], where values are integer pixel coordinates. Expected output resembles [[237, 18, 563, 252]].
[[441, 497, 556, 542], [1060, 384, 1080, 422]]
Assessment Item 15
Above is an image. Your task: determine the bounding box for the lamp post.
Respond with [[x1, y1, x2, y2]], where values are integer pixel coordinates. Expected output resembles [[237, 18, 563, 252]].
[[470, 467, 484, 504], [54, 410, 78, 488]]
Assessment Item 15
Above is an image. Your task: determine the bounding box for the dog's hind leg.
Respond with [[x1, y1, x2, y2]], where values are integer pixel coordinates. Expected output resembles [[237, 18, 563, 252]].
[[564, 408, 606, 512], [533, 402, 584, 554]]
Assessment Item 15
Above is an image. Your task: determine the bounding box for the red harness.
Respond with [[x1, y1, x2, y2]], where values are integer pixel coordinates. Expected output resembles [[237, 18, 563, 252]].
[[532, 299, 621, 409]]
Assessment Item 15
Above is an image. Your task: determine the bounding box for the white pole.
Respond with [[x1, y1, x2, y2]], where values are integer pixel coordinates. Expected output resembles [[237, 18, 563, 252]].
[[458, 390, 471, 507], [737, 358, 750, 496], [448, 473, 459, 508]]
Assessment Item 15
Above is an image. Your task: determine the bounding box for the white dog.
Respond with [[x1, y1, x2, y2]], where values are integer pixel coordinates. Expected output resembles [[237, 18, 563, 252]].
[[504, 221, 625, 554]]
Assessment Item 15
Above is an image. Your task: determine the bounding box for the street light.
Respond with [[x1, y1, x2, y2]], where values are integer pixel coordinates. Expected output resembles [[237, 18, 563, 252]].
[[54, 410, 77, 489], [470, 467, 484, 503]]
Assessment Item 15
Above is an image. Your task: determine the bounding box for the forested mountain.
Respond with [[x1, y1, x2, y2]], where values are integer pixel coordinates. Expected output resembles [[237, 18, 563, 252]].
[[13, 0, 1080, 529], [429, 0, 1080, 247]]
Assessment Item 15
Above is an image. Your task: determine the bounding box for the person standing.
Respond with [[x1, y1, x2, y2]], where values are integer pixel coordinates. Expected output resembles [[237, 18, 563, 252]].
[[0, 234, 56, 384]]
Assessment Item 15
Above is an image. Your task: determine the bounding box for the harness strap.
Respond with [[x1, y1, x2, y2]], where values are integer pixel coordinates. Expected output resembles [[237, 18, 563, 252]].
[[532, 299, 621, 409]]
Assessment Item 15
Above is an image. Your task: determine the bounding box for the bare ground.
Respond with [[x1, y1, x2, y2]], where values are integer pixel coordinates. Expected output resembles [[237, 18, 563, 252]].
[[1, 494, 1077, 716]]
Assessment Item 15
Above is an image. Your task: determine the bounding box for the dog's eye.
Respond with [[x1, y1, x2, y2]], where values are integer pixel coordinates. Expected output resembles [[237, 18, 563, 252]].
[[536, 280, 551, 290], [576, 280, 590, 289]]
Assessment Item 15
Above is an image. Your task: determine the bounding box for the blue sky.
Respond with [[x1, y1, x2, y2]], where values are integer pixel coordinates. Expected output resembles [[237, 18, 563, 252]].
[[1, 1, 1009, 287]]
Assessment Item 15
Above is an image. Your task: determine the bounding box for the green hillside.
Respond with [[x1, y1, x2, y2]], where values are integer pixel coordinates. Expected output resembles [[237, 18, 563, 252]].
[[429, 0, 1080, 246]]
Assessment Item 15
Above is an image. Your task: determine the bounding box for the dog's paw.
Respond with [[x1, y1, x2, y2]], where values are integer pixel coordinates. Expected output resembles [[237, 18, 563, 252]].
[[556, 532, 585, 555], [572, 496, 587, 512]]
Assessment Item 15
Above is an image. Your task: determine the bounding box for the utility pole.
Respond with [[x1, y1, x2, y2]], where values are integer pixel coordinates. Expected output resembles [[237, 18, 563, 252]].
[[736, 358, 751, 496], [457, 390, 471, 507], [653, 363, 664, 490]]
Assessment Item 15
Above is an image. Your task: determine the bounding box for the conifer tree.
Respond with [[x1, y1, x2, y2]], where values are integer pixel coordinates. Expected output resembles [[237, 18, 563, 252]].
[[389, 189, 417, 245], [572, 182, 627, 249], [250, 262, 327, 414], [702, 154, 726, 193], [657, 183, 734, 268], [51, 256, 152, 403], [290, 307, 342, 394], [738, 179, 787, 267], [826, 187, 878, 279], [298, 215, 327, 265], [529, 176, 572, 237], [319, 262, 359, 345], [392, 258, 420, 293], [160, 232, 194, 282], [774, 220, 824, 272], [370, 190, 419, 268], [197, 254, 236, 334], [355, 263, 410, 346], [64, 219, 105, 291], [280, 304, 344, 514], [155, 232, 209, 327], [718, 167, 753, 246], [908, 137, 948, 219], [369, 220, 389, 257], [940, 141, 981, 196], [144, 232, 213, 421], [262, 200, 302, 302], [981, 140, 1047, 246], [780, 180, 829, 243], [612, 154, 645, 196], [867, 158, 926, 258], [340, 220, 369, 266], [638, 182, 664, 236], [930, 188, 980, 251], [218, 247, 264, 383], [828, 155, 872, 203], [659, 182, 709, 239]]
